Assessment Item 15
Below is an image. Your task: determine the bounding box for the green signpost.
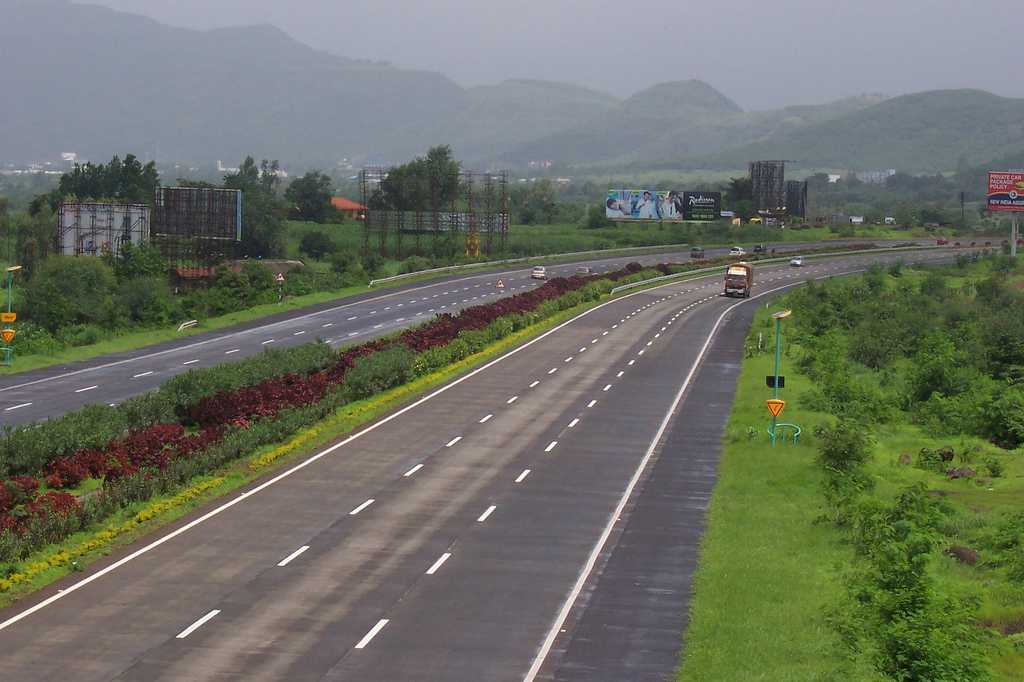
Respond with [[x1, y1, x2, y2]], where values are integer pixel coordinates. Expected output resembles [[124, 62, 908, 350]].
[[767, 309, 800, 446], [1, 266, 21, 367]]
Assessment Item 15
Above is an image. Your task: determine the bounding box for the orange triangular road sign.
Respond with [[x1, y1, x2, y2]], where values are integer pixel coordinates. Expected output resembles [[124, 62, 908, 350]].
[[0, 329, 15, 344], [766, 399, 786, 418]]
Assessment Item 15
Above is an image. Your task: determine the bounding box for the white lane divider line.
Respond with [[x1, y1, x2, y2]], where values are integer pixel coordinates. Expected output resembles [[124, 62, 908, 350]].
[[183, 359, 199, 365], [646, 341, 653, 346], [612, 324, 618, 329], [261, 339, 275, 345], [591, 339, 598, 344], [548, 367, 558, 375], [426, 552, 452, 575], [445, 436, 463, 447], [132, 371, 154, 379], [348, 332, 359, 337], [176, 610, 220, 639], [4, 403, 32, 412], [349, 499, 375, 516], [277, 545, 310, 567], [293, 331, 306, 336], [545, 441, 558, 453], [515, 469, 531, 483], [568, 418, 579, 429], [603, 384, 612, 392], [74, 385, 98, 393], [529, 380, 540, 388], [506, 395, 518, 404], [587, 399, 597, 408], [225, 349, 240, 355], [373, 324, 384, 329], [602, 331, 609, 336], [564, 357, 573, 363], [370, 310, 377, 314], [347, 316, 358, 321], [477, 505, 497, 523], [402, 462, 426, 478], [355, 619, 390, 649], [617, 371, 624, 378], [578, 347, 587, 353], [396, 318, 405, 322], [479, 414, 493, 424]]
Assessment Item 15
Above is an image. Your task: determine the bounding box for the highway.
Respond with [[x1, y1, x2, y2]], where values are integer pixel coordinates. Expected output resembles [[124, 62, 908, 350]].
[[0, 240, 927, 426], [0, 248, 952, 681]]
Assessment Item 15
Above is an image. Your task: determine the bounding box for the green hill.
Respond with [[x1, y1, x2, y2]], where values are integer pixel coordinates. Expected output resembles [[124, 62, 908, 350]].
[[700, 90, 1024, 172]]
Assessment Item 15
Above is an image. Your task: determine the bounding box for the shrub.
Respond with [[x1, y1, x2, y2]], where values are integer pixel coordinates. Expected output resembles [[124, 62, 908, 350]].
[[343, 346, 414, 400], [985, 457, 1004, 478], [816, 421, 872, 475], [400, 256, 432, 274], [115, 276, 178, 326], [299, 230, 336, 260], [24, 256, 118, 332]]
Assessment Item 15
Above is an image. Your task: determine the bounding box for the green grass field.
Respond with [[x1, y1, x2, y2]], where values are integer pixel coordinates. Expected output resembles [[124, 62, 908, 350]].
[[677, 277, 1024, 681]]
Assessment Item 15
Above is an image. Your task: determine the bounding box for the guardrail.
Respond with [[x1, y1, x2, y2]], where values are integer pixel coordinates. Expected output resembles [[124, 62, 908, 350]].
[[176, 319, 199, 332], [367, 243, 692, 287], [608, 244, 946, 295]]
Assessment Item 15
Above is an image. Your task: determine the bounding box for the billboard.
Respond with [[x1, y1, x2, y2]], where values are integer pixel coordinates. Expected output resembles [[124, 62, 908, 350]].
[[987, 172, 1024, 212], [682, 191, 721, 221], [57, 202, 150, 257], [152, 187, 243, 240], [606, 190, 720, 222]]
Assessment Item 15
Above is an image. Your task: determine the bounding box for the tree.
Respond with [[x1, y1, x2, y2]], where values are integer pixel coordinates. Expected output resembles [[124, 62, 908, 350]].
[[285, 172, 334, 222], [223, 157, 287, 259], [49, 154, 159, 208], [373, 145, 460, 211], [725, 177, 753, 203], [511, 180, 558, 224], [14, 208, 55, 277], [111, 242, 169, 281]]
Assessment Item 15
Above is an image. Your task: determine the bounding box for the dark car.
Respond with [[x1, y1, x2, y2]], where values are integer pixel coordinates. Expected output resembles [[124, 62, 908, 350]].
[[690, 246, 705, 259], [753, 244, 768, 254]]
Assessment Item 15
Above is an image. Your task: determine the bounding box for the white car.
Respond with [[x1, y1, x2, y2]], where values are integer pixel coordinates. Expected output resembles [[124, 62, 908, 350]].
[[790, 256, 804, 267], [729, 246, 745, 256], [531, 266, 547, 279], [575, 266, 592, 275]]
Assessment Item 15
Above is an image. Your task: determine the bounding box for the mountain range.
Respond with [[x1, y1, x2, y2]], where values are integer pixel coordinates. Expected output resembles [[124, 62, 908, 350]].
[[3, 0, 1023, 173]]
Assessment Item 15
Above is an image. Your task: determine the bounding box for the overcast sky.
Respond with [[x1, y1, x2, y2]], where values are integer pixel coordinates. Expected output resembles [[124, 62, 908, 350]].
[[92, 0, 1023, 109]]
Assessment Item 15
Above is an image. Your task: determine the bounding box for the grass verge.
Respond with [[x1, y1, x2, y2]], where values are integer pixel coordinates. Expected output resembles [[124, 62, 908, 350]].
[[0, 294, 603, 608]]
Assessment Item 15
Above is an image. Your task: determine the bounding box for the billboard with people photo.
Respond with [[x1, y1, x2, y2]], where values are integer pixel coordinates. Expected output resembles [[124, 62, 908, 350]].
[[606, 189, 719, 222]]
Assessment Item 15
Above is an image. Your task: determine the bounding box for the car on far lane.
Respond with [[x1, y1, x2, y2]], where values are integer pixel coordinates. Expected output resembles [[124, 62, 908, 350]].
[[729, 246, 745, 256], [531, 266, 547, 279], [753, 243, 768, 254], [575, 266, 592, 275], [790, 255, 804, 267]]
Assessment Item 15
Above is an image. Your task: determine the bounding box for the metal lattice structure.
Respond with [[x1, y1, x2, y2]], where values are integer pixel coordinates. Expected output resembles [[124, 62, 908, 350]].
[[56, 202, 150, 258], [361, 167, 509, 259], [750, 160, 787, 213], [785, 180, 808, 218], [151, 187, 243, 268]]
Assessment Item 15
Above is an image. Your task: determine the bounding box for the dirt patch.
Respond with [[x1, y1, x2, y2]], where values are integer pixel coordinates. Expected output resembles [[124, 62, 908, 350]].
[[980, 614, 1024, 635], [945, 544, 978, 565]]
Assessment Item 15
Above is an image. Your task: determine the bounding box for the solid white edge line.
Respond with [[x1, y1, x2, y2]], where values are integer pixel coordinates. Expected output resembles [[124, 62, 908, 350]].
[[477, 505, 497, 523], [521, 274, 863, 681], [0, 265, 872, 634], [425, 552, 452, 575], [354, 619, 390, 649], [276, 545, 310, 567], [349, 499, 375, 515], [515, 469, 531, 483], [176, 609, 220, 639], [403, 464, 424, 477]]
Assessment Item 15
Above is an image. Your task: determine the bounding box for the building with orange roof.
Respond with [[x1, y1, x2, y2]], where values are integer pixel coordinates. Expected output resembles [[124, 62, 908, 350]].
[[330, 197, 366, 221]]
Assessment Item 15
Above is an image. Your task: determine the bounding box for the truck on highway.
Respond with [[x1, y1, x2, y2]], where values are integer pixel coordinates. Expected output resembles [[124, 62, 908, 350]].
[[724, 262, 753, 298]]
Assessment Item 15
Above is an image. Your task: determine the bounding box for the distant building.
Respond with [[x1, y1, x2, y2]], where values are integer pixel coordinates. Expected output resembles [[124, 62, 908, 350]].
[[330, 197, 366, 221], [855, 169, 897, 184]]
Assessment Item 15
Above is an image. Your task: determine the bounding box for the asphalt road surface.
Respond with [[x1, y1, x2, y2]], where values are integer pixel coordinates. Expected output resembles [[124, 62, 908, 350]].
[[0, 239, 930, 426], [0, 247, 955, 681]]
